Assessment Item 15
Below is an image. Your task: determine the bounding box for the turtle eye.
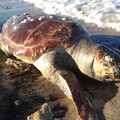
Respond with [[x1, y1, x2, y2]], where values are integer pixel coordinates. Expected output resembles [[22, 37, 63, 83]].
[[104, 55, 117, 67], [104, 55, 113, 62]]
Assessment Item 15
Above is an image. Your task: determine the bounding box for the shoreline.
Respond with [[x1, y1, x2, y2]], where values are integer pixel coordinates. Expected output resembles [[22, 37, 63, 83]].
[[77, 20, 120, 36]]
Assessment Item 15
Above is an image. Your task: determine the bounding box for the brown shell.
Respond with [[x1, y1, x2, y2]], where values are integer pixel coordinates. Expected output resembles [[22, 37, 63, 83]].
[[1, 13, 88, 63]]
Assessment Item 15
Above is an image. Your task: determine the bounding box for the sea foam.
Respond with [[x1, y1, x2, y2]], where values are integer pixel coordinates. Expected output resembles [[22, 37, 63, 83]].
[[22, 0, 120, 31]]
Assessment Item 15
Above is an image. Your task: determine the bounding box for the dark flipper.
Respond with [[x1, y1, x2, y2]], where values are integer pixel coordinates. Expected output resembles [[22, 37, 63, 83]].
[[56, 70, 97, 120]]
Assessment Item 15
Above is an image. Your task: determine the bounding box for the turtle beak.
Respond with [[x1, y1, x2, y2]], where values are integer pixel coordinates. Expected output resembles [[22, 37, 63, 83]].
[[93, 46, 120, 82]]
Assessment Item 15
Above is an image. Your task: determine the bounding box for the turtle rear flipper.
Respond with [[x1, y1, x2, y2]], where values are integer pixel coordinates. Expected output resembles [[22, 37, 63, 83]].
[[5, 58, 35, 72], [57, 70, 98, 120]]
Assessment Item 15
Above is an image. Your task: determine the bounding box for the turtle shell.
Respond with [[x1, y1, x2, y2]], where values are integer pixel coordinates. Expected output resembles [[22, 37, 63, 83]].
[[1, 13, 88, 63]]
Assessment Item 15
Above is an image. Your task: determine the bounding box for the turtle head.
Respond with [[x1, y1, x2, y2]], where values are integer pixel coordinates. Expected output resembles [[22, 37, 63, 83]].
[[93, 45, 120, 81]]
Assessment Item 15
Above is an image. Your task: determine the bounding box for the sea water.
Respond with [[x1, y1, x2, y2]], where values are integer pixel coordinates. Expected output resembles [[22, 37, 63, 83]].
[[22, 0, 120, 31], [0, 0, 43, 30], [0, 0, 120, 31]]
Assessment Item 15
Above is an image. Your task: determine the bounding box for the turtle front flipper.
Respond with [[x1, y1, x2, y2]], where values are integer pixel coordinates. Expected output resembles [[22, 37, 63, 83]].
[[93, 45, 120, 81], [33, 50, 97, 120]]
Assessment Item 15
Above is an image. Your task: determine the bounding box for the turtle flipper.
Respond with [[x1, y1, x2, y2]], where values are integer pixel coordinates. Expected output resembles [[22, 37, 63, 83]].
[[33, 50, 97, 120], [93, 45, 120, 81], [5, 58, 34, 72], [56, 70, 98, 120]]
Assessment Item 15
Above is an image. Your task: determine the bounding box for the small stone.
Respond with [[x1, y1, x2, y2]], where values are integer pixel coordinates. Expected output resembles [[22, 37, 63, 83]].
[[4, 6, 11, 9], [14, 100, 21, 106], [27, 116, 32, 120]]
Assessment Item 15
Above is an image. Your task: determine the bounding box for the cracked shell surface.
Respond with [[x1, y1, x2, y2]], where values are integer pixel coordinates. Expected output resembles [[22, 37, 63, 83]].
[[1, 14, 88, 63]]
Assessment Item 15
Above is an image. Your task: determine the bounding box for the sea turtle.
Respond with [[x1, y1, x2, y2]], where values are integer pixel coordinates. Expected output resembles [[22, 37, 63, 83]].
[[0, 13, 120, 120]]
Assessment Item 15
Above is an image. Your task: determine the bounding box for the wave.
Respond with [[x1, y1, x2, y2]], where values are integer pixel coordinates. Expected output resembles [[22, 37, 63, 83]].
[[22, 0, 120, 31]]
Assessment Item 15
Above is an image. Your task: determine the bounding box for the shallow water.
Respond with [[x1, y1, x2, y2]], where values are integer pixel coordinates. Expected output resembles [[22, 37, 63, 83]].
[[0, 0, 43, 30]]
